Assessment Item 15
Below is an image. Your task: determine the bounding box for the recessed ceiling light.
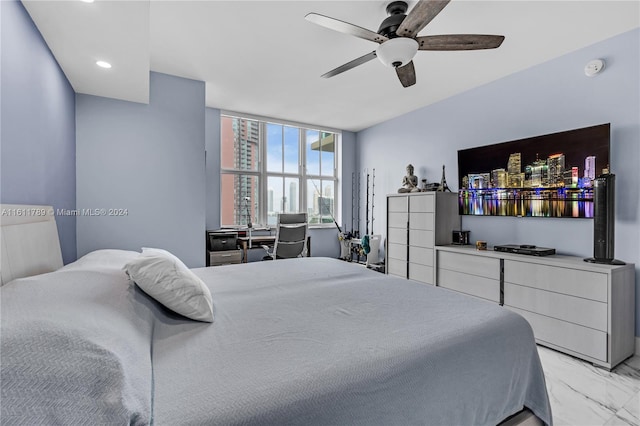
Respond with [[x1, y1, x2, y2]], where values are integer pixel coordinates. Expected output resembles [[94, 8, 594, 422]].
[[96, 61, 112, 69], [81, 0, 95, 3]]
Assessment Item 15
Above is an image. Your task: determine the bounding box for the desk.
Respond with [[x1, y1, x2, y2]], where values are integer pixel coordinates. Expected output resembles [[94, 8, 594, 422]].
[[237, 236, 311, 263]]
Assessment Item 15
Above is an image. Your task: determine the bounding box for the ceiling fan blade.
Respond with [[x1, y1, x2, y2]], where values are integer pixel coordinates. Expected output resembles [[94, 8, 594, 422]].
[[321, 51, 378, 79], [396, 61, 416, 88], [305, 13, 388, 44], [417, 34, 505, 50], [396, 0, 451, 38]]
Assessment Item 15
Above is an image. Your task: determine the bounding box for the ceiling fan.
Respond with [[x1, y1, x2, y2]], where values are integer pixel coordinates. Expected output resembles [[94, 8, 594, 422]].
[[305, 0, 505, 88]]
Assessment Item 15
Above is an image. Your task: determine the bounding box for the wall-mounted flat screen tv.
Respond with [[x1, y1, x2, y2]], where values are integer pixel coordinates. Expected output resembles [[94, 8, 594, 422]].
[[458, 123, 610, 218]]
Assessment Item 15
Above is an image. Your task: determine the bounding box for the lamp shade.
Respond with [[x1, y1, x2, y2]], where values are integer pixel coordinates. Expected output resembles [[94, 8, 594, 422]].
[[376, 37, 419, 68]]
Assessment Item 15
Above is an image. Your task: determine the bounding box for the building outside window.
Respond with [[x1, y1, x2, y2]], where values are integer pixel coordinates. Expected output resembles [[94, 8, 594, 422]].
[[220, 114, 339, 227]]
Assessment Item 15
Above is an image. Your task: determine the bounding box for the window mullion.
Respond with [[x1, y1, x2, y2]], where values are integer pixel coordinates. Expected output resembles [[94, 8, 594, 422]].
[[281, 124, 285, 175], [259, 121, 266, 226], [281, 126, 286, 213], [318, 132, 322, 181], [300, 129, 306, 216]]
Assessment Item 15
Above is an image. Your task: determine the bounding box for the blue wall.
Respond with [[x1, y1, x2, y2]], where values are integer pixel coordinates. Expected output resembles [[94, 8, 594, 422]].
[[205, 107, 222, 231], [357, 28, 640, 334], [1, 0, 77, 264], [76, 72, 206, 267]]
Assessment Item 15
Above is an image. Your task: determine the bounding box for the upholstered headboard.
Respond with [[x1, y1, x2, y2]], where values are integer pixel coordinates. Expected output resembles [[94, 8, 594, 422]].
[[0, 204, 63, 285]]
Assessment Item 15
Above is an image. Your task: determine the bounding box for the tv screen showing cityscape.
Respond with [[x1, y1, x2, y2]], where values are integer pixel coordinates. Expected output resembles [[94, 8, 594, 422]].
[[458, 123, 610, 218]]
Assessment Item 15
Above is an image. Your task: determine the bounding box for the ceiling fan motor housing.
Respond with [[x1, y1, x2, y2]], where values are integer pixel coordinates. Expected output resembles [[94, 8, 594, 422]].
[[378, 1, 409, 37], [386, 1, 409, 15]]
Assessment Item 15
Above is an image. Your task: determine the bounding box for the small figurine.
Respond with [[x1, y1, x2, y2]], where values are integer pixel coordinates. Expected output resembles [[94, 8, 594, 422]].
[[437, 164, 452, 192], [398, 164, 421, 193]]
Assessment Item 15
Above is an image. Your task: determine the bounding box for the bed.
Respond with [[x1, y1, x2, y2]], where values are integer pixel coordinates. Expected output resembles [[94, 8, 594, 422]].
[[0, 205, 552, 425]]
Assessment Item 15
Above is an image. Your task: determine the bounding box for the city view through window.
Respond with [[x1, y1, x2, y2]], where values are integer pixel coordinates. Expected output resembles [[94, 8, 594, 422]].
[[220, 115, 338, 227]]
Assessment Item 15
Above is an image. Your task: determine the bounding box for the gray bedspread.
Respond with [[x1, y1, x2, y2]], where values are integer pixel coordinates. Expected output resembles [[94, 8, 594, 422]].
[[0, 250, 156, 425], [152, 257, 552, 426], [1, 253, 551, 425]]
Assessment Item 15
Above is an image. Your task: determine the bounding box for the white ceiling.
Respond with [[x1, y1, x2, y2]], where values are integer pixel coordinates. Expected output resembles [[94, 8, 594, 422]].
[[22, 1, 639, 132]]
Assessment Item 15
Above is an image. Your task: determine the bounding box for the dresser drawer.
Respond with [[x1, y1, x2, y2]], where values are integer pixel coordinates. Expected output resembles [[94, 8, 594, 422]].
[[409, 263, 433, 285], [409, 229, 434, 248], [437, 268, 500, 302], [409, 212, 434, 230], [504, 283, 607, 331], [388, 196, 408, 212], [504, 260, 607, 302], [409, 194, 434, 212], [409, 246, 433, 267], [507, 306, 608, 362], [388, 227, 408, 245], [388, 211, 408, 228], [209, 250, 242, 266], [387, 243, 407, 261], [387, 258, 407, 278], [437, 250, 500, 280]]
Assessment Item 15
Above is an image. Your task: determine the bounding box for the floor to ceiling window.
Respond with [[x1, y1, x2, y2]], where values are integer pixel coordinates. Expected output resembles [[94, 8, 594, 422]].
[[220, 114, 339, 227]]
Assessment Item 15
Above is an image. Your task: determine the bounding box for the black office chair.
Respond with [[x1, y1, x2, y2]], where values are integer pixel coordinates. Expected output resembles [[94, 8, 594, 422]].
[[262, 213, 308, 260]]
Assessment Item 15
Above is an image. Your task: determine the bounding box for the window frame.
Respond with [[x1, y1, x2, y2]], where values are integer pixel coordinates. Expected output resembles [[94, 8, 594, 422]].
[[220, 112, 340, 229]]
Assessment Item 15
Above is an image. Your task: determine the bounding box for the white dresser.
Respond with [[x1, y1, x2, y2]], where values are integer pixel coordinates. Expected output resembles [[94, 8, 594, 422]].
[[386, 192, 459, 285], [435, 245, 636, 369], [437, 249, 501, 303]]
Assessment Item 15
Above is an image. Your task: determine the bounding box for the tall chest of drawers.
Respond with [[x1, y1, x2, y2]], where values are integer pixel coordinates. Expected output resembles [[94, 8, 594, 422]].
[[386, 192, 459, 285]]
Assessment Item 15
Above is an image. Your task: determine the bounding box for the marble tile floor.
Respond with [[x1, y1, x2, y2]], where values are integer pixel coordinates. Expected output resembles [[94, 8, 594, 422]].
[[537, 346, 640, 426]]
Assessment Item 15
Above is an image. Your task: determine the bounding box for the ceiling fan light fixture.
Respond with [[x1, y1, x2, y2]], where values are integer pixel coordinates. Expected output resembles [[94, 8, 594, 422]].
[[376, 37, 419, 68]]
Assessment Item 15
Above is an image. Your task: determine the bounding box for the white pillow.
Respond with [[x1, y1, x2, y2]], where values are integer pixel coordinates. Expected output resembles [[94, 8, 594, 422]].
[[124, 249, 213, 323], [141, 247, 183, 262], [60, 249, 140, 272]]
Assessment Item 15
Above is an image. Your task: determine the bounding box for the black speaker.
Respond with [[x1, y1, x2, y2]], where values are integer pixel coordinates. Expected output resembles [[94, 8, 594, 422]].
[[585, 174, 625, 265]]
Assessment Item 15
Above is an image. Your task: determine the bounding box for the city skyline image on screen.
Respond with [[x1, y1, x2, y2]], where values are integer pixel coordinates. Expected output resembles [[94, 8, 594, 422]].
[[458, 123, 610, 218]]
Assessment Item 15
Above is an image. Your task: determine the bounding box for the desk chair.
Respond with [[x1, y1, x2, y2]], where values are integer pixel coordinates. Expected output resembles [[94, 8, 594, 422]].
[[262, 213, 308, 260]]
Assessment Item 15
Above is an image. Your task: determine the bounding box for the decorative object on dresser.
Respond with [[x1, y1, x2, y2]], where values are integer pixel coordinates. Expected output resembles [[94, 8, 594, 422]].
[[435, 245, 635, 370], [386, 192, 459, 285], [437, 164, 451, 192], [206, 230, 242, 266], [422, 182, 440, 192], [397, 164, 421, 193], [451, 230, 470, 245]]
